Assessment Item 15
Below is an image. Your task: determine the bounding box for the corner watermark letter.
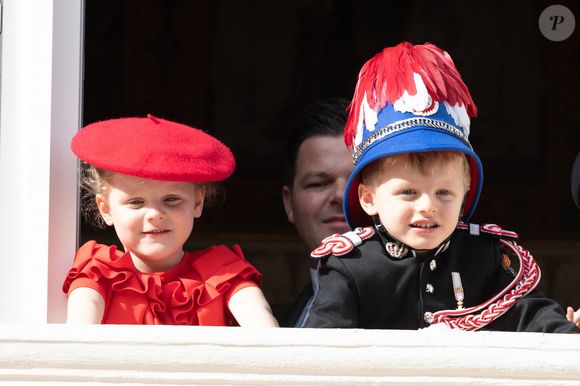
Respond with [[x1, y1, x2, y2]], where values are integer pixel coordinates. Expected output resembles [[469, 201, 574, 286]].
[[539, 5, 575, 41]]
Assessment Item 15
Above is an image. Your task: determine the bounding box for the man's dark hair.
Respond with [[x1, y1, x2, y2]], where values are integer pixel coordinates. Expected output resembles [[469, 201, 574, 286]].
[[283, 97, 350, 187]]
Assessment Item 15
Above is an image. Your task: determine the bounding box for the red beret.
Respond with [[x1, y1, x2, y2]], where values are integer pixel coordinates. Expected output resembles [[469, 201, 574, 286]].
[[71, 115, 235, 182]]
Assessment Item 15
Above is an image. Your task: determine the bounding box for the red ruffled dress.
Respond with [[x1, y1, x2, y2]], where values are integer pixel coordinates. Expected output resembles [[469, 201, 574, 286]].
[[62, 241, 261, 325]]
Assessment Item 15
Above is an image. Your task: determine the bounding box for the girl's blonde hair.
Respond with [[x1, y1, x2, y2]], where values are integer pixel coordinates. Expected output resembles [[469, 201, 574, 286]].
[[80, 164, 220, 228], [361, 151, 471, 190]]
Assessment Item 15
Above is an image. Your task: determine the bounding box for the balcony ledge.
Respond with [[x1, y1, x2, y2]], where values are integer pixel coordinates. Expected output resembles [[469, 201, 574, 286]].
[[1, 323, 579, 384]]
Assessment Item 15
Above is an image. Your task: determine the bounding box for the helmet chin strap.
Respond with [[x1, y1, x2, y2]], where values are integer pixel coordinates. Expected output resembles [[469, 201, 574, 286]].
[[372, 215, 454, 259]]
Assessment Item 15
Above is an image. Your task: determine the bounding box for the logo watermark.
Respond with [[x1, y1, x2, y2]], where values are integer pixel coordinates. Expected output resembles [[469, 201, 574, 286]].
[[539, 5, 575, 41]]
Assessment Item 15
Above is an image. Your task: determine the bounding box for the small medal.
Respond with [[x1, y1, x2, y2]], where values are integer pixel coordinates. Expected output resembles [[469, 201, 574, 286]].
[[502, 253, 516, 276], [451, 272, 464, 310]]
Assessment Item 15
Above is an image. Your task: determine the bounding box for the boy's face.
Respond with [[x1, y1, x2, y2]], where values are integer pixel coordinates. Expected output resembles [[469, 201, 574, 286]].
[[96, 173, 205, 272], [358, 158, 467, 252]]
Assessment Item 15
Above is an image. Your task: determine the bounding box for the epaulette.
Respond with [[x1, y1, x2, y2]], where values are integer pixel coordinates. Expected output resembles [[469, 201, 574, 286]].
[[311, 226, 375, 259], [456, 223, 518, 239]]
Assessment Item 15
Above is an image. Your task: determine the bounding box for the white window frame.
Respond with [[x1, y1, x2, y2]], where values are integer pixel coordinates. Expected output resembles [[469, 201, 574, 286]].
[[0, 0, 82, 323]]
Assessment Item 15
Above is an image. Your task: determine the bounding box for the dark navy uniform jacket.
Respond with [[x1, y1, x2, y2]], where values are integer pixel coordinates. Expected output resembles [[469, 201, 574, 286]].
[[303, 225, 579, 333]]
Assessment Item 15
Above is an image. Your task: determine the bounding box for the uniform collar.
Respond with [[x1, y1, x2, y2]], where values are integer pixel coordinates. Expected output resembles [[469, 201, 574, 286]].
[[372, 216, 452, 260]]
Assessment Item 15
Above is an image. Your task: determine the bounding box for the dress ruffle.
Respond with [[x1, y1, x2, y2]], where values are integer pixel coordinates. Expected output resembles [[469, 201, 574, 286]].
[[63, 241, 261, 325]]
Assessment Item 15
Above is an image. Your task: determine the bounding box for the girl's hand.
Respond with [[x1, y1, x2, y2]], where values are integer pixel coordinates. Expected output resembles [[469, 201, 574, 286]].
[[228, 286, 279, 327], [566, 306, 580, 328], [66, 287, 105, 324]]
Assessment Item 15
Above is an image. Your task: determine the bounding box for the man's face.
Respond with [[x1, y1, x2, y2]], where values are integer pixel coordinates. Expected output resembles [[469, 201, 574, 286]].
[[283, 135, 353, 251]]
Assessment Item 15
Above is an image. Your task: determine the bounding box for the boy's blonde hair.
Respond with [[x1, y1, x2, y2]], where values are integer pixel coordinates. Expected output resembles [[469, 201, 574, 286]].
[[361, 151, 471, 190], [79, 164, 219, 228]]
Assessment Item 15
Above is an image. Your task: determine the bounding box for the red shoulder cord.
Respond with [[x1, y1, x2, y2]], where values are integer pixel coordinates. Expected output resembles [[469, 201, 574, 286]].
[[431, 239, 541, 331]]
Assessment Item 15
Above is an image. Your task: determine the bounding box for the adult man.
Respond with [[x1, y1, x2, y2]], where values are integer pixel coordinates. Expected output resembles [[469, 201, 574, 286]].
[[281, 98, 353, 327]]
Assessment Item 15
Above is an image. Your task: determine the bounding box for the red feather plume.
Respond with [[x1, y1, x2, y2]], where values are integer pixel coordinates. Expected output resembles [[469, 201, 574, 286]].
[[344, 42, 478, 149]]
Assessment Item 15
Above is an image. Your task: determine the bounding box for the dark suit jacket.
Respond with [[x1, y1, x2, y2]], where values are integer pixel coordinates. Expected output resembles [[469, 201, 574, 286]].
[[282, 283, 314, 327]]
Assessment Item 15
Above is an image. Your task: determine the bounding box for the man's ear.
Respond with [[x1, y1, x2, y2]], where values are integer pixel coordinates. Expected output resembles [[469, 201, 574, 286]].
[[282, 185, 295, 224], [358, 183, 378, 216], [193, 185, 206, 219], [95, 194, 113, 226]]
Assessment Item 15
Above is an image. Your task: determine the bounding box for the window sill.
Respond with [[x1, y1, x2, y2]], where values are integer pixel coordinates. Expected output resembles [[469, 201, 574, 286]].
[[1, 323, 579, 384]]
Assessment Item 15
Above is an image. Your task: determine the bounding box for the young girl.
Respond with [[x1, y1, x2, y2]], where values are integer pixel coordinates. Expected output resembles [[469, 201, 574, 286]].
[[62, 114, 278, 327]]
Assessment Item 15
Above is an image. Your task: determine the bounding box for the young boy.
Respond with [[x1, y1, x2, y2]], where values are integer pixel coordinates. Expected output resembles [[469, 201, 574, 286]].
[[302, 42, 579, 332]]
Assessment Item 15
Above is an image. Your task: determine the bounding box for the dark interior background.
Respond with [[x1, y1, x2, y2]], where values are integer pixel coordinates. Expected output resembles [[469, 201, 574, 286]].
[[81, 0, 580, 320]]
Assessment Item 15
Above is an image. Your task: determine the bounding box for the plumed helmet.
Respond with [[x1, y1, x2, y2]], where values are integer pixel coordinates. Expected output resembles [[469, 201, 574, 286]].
[[343, 42, 483, 228]]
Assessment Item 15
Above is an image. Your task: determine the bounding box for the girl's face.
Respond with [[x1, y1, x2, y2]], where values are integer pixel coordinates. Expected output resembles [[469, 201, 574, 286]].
[[359, 159, 467, 252], [96, 173, 205, 272]]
